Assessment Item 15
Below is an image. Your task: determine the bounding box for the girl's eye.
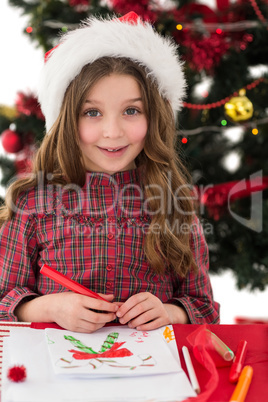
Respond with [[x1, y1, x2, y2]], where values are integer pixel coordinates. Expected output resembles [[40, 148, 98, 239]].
[[125, 108, 139, 116], [85, 109, 101, 117]]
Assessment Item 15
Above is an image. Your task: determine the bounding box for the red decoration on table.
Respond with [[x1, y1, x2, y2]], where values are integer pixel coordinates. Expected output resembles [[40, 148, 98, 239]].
[[1, 129, 24, 154], [229, 339, 248, 383], [182, 325, 219, 402], [7, 365, 27, 382]]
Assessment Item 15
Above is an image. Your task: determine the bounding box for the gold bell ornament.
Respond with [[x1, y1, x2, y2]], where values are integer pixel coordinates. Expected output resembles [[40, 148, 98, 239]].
[[224, 89, 253, 122]]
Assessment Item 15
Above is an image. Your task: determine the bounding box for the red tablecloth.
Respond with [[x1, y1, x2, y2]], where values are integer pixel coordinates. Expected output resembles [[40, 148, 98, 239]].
[[174, 324, 268, 402], [1, 322, 268, 401]]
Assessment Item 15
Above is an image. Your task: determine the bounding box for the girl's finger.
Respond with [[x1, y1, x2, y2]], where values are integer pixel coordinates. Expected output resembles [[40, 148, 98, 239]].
[[83, 296, 119, 313], [127, 308, 158, 328], [82, 307, 117, 324], [116, 293, 150, 319], [135, 317, 167, 331]]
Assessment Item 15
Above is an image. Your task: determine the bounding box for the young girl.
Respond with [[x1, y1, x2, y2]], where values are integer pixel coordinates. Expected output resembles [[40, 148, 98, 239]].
[[0, 12, 219, 332]]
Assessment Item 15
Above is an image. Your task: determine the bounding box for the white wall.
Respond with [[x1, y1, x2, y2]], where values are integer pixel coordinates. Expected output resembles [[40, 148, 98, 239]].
[[0, 0, 43, 106], [210, 271, 268, 324]]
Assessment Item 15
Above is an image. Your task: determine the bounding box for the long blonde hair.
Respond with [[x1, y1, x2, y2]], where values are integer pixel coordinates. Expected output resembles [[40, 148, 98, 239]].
[[0, 57, 197, 277]]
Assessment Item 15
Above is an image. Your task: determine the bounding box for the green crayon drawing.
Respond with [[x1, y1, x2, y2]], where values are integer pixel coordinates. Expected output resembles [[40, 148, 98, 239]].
[[57, 331, 156, 370]]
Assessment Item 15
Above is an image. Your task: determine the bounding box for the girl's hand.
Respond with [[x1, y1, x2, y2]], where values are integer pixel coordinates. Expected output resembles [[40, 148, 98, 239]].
[[50, 292, 119, 333], [116, 292, 189, 330], [15, 292, 119, 333]]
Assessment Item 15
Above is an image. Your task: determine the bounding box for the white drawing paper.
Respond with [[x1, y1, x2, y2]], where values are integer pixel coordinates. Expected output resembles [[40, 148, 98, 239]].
[[45, 326, 181, 377], [1, 326, 197, 402]]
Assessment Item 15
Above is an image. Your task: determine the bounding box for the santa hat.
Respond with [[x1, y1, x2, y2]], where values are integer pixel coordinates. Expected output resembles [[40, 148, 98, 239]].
[[38, 11, 186, 132]]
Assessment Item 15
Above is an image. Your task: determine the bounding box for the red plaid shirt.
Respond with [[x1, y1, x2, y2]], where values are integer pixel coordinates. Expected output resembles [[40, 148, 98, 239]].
[[0, 169, 219, 323]]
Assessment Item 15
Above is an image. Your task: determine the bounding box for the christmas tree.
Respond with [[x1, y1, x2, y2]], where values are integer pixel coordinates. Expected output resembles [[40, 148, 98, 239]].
[[1, 0, 268, 290]]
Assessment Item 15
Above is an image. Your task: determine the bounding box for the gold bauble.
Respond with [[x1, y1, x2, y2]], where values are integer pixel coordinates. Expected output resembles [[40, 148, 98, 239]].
[[224, 89, 253, 122]]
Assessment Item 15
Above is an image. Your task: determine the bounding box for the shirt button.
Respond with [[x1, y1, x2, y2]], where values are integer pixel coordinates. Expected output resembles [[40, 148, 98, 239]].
[[106, 282, 113, 289], [107, 233, 114, 240], [106, 264, 113, 271], [107, 217, 114, 222]]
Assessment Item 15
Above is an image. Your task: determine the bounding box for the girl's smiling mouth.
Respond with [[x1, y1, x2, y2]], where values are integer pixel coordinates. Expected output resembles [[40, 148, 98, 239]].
[[98, 145, 128, 156]]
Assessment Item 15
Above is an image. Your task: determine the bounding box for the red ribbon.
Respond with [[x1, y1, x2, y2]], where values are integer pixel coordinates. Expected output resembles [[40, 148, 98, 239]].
[[183, 325, 220, 401], [197, 176, 268, 219]]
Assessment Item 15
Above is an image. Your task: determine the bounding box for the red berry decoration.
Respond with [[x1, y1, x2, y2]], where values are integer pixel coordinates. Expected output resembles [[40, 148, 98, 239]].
[[1, 129, 23, 153], [7, 365, 27, 382]]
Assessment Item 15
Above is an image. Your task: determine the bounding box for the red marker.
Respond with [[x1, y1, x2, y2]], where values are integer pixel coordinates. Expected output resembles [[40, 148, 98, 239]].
[[229, 340, 248, 383], [40, 264, 109, 302]]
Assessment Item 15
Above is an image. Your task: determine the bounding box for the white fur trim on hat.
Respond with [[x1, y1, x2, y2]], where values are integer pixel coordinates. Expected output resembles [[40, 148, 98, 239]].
[[38, 13, 186, 132]]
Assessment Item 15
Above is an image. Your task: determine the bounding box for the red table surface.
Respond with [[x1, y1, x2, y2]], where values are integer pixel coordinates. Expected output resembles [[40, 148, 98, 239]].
[[173, 324, 268, 402], [16, 322, 268, 401]]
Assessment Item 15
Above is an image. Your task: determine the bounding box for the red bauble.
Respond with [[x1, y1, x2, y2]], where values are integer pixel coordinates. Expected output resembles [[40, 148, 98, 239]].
[[1, 129, 24, 153]]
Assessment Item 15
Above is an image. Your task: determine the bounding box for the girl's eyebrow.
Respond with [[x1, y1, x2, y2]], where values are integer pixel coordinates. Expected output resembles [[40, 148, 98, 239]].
[[84, 97, 143, 104], [124, 98, 143, 103]]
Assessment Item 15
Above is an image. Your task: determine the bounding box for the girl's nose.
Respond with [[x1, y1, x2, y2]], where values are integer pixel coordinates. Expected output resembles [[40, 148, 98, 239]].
[[103, 116, 123, 139]]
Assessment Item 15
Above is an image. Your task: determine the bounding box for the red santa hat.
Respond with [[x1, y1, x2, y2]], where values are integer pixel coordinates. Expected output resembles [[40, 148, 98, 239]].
[[38, 11, 186, 132]]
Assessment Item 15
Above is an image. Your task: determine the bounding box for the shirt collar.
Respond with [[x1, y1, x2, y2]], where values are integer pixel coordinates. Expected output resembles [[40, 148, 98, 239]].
[[84, 168, 141, 187]]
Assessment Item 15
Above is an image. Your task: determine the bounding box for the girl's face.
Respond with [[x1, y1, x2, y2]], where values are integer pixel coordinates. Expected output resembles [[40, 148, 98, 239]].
[[78, 73, 148, 175]]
